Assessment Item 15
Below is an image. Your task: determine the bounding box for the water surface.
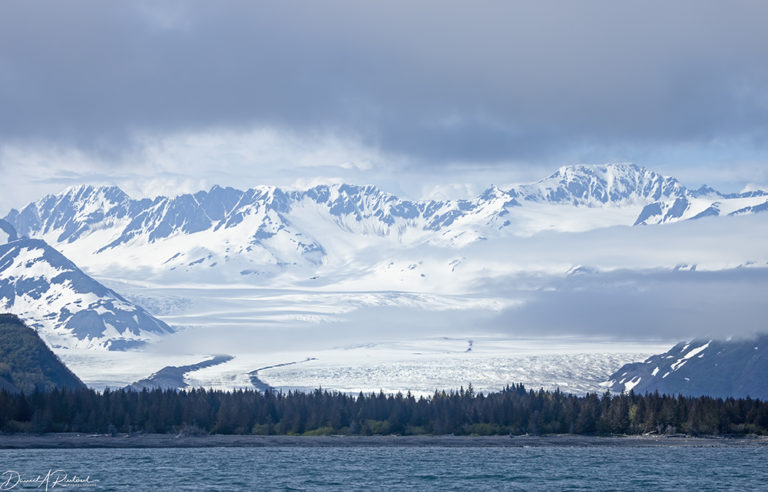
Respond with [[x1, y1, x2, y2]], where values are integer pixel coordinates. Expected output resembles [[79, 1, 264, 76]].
[[1, 446, 765, 490]]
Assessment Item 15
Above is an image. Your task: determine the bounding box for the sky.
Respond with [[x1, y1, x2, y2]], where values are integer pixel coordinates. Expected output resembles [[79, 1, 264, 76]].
[[2, 1, 768, 214]]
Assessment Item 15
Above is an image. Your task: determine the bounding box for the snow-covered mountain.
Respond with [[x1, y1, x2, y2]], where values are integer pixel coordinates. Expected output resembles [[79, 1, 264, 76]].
[[634, 187, 768, 225], [605, 336, 768, 399], [7, 163, 758, 282], [0, 237, 173, 350], [513, 163, 687, 205]]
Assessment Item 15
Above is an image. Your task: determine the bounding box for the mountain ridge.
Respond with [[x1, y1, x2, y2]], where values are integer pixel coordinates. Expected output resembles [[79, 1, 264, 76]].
[[4, 164, 688, 244], [4, 163, 768, 282]]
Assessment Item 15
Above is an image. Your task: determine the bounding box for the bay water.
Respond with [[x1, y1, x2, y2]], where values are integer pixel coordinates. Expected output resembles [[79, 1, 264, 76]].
[[1, 446, 765, 490]]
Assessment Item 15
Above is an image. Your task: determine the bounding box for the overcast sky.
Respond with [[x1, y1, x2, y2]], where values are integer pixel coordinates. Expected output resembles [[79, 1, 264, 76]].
[[2, 1, 768, 213]]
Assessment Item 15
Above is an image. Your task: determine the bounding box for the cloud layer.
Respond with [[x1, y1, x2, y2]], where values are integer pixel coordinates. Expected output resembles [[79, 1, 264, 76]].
[[2, 1, 768, 161], [2, 1, 768, 213]]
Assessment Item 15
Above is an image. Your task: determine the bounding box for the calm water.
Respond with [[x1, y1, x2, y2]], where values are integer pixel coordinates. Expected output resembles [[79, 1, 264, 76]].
[[1, 446, 766, 490]]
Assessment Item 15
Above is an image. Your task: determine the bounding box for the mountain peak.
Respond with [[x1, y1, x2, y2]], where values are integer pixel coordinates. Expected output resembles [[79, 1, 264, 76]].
[[60, 184, 129, 201], [479, 184, 506, 200], [5, 184, 133, 243], [517, 163, 685, 205], [551, 162, 641, 177]]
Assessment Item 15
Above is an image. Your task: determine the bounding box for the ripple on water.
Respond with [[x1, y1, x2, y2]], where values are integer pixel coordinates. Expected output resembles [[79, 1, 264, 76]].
[[0, 446, 766, 490]]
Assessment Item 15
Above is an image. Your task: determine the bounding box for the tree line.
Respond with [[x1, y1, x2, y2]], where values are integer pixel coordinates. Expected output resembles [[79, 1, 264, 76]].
[[2, 384, 768, 436]]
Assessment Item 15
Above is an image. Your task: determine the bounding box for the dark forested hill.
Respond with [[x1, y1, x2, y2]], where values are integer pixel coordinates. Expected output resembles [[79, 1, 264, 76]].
[[0, 313, 85, 393]]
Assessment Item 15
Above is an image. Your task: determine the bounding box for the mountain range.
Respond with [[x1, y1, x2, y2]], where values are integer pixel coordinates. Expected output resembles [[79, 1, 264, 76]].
[[4, 164, 767, 284]]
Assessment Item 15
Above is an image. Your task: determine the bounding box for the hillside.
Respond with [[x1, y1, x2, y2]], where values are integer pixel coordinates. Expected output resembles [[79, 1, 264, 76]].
[[605, 335, 768, 399], [0, 313, 85, 393]]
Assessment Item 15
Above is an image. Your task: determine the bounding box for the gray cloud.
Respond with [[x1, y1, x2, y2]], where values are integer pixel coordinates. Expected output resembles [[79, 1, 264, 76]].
[[1, 1, 768, 167], [487, 268, 768, 341]]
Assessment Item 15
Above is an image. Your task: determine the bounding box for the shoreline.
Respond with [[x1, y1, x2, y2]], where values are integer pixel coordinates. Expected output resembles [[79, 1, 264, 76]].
[[1, 433, 767, 449]]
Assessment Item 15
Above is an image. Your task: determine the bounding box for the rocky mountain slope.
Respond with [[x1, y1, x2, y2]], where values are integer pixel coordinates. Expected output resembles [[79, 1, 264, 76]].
[[605, 336, 768, 399], [0, 219, 17, 245], [0, 236, 173, 350], [634, 188, 768, 225]]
